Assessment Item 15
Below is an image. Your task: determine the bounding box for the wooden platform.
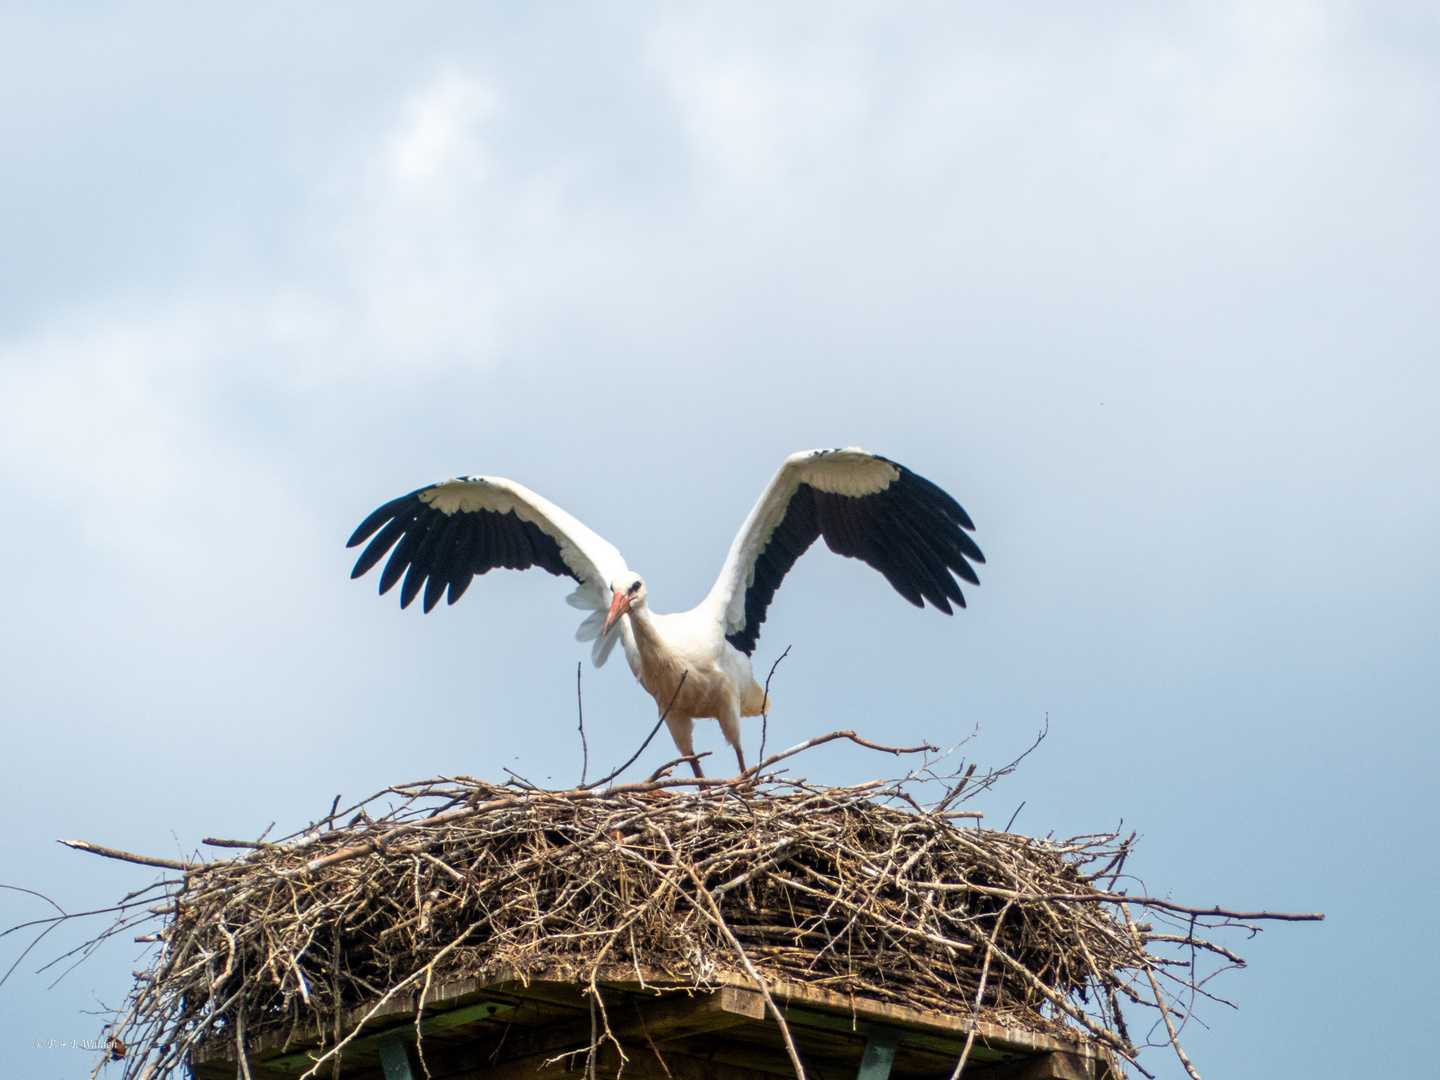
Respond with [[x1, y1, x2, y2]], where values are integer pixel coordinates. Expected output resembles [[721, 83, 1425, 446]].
[[194, 969, 1117, 1080]]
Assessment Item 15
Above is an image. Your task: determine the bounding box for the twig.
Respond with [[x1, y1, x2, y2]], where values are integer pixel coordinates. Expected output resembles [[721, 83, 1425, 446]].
[[202, 839, 271, 850], [757, 645, 791, 769], [949, 900, 1011, 1079], [645, 753, 711, 783], [934, 763, 978, 815], [577, 662, 589, 787], [0, 884, 67, 917], [235, 996, 253, 1080], [1123, 903, 1202, 1080], [740, 730, 938, 781], [678, 857, 807, 1080], [583, 671, 688, 790], [56, 841, 198, 872], [913, 880, 1324, 922]]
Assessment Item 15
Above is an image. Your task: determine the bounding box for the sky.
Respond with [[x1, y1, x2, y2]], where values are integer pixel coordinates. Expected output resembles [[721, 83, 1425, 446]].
[[1, 2, 1437, 1077]]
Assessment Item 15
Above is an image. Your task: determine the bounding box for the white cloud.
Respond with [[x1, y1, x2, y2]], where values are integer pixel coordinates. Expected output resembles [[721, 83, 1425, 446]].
[[653, 30, 867, 204], [0, 309, 267, 565], [0, 69, 523, 568], [387, 69, 496, 191]]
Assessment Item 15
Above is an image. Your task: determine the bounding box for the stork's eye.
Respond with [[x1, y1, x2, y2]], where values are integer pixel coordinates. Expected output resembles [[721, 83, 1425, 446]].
[[629, 582, 641, 595]]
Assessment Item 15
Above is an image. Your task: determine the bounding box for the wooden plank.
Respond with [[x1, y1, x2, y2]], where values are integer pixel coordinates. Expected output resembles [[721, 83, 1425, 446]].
[[616, 985, 767, 1041], [195, 968, 1113, 1080], [778, 1005, 1005, 1064], [467, 985, 765, 1068], [193, 981, 536, 1066], [395, 988, 771, 1080], [445, 1038, 793, 1080], [260, 1001, 515, 1073], [563, 969, 1102, 1064], [756, 975, 1091, 1060], [967, 1052, 1097, 1080], [620, 1041, 796, 1080]]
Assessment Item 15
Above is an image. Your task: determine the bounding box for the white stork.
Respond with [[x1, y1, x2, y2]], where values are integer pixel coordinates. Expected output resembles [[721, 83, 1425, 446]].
[[346, 448, 983, 777]]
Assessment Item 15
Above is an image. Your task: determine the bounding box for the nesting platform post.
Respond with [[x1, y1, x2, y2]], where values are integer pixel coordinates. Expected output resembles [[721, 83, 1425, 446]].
[[193, 969, 1118, 1080]]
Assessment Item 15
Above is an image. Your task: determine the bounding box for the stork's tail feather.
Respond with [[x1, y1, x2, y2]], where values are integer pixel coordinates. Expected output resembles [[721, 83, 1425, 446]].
[[741, 680, 771, 717]]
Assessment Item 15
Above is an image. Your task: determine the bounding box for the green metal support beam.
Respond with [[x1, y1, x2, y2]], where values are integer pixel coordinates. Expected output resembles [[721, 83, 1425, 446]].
[[377, 1032, 415, 1080], [855, 1026, 899, 1080]]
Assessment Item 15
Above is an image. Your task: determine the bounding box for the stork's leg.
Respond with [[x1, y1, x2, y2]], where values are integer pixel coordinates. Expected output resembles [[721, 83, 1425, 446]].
[[665, 714, 705, 778], [716, 706, 746, 778]]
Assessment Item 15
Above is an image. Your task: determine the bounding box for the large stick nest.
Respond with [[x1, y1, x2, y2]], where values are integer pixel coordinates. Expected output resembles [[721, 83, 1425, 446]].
[[45, 733, 1320, 1080]]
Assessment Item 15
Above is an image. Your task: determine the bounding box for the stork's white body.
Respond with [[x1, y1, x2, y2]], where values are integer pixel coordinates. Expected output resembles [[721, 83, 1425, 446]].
[[348, 448, 984, 775], [617, 607, 767, 771]]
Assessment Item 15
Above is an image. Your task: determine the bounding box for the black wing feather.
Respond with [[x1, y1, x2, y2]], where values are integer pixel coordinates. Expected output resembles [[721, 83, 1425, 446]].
[[351, 514, 414, 579], [727, 460, 983, 655], [492, 512, 519, 569], [444, 514, 480, 605], [381, 511, 440, 595], [347, 484, 578, 611], [885, 458, 976, 530], [726, 485, 821, 654], [346, 491, 421, 548], [872, 502, 963, 610], [401, 514, 449, 608], [420, 513, 467, 612], [899, 488, 986, 567]]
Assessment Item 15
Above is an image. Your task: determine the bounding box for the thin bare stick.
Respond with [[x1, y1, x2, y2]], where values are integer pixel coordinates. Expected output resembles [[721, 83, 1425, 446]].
[[740, 730, 938, 780], [644, 752, 711, 783], [679, 860, 807, 1080], [913, 880, 1324, 922], [577, 662, 589, 787], [202, 839, 271, 850], [0, 884, 67, 916], [235, 998, 253, 1080], [56, 841, 197, 872], [583, 671, 688, 790], [1123, 903, 1202, 1080], [586, 991, 598, 1080], [757, 645, 791, 769], [934, 763, 978, 815], [949, 900, 1012, 1080]]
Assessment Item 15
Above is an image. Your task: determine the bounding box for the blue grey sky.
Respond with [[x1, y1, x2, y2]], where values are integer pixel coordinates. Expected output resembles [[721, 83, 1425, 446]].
[[1, 4, 1436, 1077]]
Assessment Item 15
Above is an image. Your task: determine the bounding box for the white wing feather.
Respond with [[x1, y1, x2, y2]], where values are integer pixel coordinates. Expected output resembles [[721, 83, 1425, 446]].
[[575, 608, 607, 642], [416, 476, 630, 662], [592, 625, 624, 666], [702, 448, 900, 637]]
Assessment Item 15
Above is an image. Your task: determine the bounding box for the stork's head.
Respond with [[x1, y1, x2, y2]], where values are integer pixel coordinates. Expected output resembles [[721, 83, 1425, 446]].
[[603, 572, 647, 634]]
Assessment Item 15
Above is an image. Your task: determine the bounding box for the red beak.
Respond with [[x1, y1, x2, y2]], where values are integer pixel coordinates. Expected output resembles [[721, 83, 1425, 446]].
[[602, 591, 631, 635]]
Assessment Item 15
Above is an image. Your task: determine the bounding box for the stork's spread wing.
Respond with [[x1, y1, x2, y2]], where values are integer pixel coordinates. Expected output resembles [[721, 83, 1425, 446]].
[[703, 448, 984, 655], [346, 476, 632, 664]]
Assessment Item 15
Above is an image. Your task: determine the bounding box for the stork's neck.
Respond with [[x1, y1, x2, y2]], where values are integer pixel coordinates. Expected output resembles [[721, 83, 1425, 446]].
[[625, 605, 678, 682], [624, 605, 689, 713], [626, 604, 663, 652]]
